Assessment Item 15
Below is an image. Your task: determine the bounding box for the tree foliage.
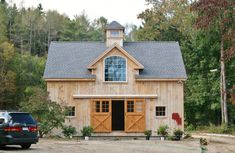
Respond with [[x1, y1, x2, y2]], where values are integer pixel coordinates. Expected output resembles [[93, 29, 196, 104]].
[[0, 42, 16, 109], [4, 3, 108, 55], [20, 87, 65, 137], [137, 0, 235, 126], [192, 0, 235, 59], [136, 0, 195, 41], [0, 1, 109, 110], [191, 0, 235, 124], [0, 1, 8, 42]]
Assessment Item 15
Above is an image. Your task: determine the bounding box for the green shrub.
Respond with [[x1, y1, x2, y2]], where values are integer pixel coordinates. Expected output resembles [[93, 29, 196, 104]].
[[174, 129, 184, 137], [194, 124, 235, 135], [157, 125, 168, 136], [167, 135, 174, 140], [205, 125, 232, 134], [62, 125, 77, 138], [81, 126, 94, 137], [20, 87, 65, 138], [144, 130, 152, 137], [221, 124, 232, 134], [173, 129, 184, 140], [185, 124, 195, 131], [230, 125, 235, 135]]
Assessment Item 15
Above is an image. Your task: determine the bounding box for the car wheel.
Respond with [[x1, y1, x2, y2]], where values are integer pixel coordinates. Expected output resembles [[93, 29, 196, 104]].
[[21, 144, 31, 149], [0, 145, 5, 149]]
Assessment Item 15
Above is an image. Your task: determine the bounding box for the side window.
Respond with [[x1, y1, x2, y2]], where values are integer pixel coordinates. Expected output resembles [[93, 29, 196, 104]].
[[0, 118, 5, 124], [65, 106, 76, 117], [156, 106, 166, 117]]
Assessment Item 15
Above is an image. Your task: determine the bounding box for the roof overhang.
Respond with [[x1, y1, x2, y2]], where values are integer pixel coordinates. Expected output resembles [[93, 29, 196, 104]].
[[87, 43, 144, 70], [44, 78, 96, 82], [135, 75, 187, 81], [73, 94, 158, 99], [135, 78, 187, 82]]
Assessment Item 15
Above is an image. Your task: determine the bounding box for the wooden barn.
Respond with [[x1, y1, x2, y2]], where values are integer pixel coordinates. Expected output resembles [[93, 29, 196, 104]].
[[44, 21, 187, 135]]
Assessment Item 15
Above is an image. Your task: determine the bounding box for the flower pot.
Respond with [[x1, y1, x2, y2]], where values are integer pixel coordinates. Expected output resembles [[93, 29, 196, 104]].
[[85, 136, 89, 141], [146, 136, 150, 140], [160, 137, 165, 141], [175, 135, 181, 141]]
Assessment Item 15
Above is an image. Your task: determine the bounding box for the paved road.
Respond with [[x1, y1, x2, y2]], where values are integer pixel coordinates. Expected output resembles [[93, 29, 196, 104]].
[[0, 138, 233, 153], [0, 138, 201, 153]]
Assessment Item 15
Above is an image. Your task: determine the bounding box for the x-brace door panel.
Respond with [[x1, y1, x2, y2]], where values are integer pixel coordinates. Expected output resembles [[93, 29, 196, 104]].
[[125, 99, 145, 132], [91, 99, 111, 132]]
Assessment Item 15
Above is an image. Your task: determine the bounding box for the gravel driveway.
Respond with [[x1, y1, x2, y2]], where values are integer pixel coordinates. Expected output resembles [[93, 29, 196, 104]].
[[0, 138, 234, 153]]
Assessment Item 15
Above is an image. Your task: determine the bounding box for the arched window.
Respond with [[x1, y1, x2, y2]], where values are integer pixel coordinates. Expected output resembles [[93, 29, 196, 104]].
[[104, 56, 126, 81]]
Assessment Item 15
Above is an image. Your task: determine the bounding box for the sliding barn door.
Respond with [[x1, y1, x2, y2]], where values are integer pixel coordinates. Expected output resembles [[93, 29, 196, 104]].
[[125, 99, 145, 132], [91, 99, 112, 132]]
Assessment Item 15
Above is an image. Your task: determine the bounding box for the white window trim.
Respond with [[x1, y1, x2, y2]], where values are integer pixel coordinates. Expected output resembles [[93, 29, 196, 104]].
[[155, 105, 167, 118], [103, 55, 128, 83], [65, 106, 76, 118]]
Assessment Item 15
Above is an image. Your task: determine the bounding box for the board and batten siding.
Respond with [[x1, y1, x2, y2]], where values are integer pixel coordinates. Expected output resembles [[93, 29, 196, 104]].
[[46, 47, 184, 135]]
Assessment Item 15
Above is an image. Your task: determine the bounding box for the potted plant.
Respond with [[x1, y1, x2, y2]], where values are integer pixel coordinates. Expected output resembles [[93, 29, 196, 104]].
[[81, 126, 93, 140], [157, 125, 168, 140], [62, 125, 77, 138], [173, 129, 184, 140], [144, 130, 152, 140]]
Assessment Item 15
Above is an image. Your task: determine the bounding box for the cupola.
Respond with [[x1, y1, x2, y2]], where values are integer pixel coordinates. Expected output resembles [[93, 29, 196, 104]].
[[105, 21, 125, 47]]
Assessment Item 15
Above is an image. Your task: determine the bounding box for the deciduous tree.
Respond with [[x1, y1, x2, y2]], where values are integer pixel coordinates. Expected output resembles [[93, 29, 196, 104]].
[[0, 42, 16, 109], [192, 0, 235, 124], [20, 87, 65, 137]]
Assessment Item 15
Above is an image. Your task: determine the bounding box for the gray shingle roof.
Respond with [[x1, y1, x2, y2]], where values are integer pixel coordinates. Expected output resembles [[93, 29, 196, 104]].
[[105, 21, 125, 30], [44, 41, 187, 79]]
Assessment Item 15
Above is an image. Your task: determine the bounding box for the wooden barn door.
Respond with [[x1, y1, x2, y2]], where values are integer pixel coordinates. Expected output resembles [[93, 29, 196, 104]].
[[91, 99, 112, 132], [125, 99, 145, 132]]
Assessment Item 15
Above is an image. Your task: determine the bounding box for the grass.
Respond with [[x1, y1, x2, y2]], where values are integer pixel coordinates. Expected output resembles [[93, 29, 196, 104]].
[[186, 124, 235, 135]]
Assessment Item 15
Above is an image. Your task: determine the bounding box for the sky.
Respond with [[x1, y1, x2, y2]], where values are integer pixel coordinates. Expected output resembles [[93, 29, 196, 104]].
[[8, 0, 149, 26]]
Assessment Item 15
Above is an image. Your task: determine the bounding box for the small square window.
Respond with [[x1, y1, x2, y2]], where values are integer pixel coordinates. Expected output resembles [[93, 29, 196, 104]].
[[95, 101, 100, 112], [110, 30, 119, 37], [102, 101, 109, 112], [136, 101, 143, 113], [127, 101, 134, 112], [156, 106, 166, 117], [66, 106, 75, 117]]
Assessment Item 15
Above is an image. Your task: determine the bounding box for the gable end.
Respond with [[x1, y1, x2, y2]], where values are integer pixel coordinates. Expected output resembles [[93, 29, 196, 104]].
[[87, 43, 144, 70]]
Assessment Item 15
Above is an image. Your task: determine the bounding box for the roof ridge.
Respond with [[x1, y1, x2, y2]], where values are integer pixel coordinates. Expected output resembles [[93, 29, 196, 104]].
[[124, 41, 179, 43], [51, 41, 179, 44]]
